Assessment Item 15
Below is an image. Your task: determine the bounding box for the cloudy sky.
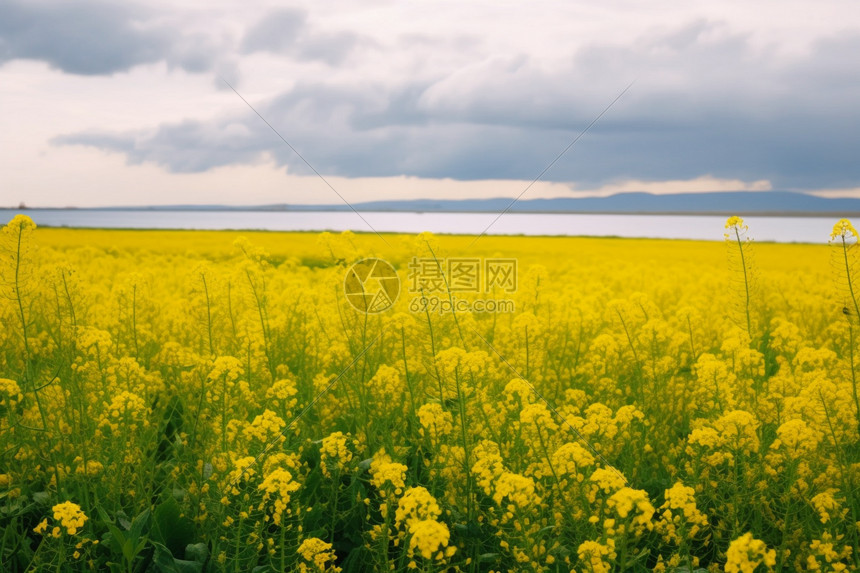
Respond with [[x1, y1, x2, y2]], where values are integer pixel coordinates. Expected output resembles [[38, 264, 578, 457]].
[[1, 0, 859, 207]]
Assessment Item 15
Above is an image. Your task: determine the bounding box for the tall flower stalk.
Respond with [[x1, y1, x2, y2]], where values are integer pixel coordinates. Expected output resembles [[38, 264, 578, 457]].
[[725, 216, 756, 341], [830, 218, 860, 435]]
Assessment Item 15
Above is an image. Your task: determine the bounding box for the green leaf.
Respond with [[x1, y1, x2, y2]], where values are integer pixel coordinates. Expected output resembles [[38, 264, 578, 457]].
[[152, 497, 195, 556], [96, 506, 114, 525], [103, 523, 128, 557], [150, 542, 203, 573], [184, 542, 208, 564], [453, 521, 482, 537], [0, 497, 33, 517], [128, 508, 151, 541], [116, 510, 132, 530]]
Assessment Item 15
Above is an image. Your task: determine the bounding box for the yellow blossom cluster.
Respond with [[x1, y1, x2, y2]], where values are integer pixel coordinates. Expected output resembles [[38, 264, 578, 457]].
[[98, 391, 149, 434], [34, 501, 88, 537], [577, 539, 617, 573], [394, 487, 441, 529], [811, 490, 845, 525], [656, 482, 708, 544], [370, 460, 408, 497], [0, 378, 23, 410], [257, 468, 301, 525], [830, 218, 859, 241], [417, 402, 454, 442], [297, 537, 341, 572], [725, 532, 776, 573], [242, 409, 286, 444], [606, 487, 655, 536], [319, 431, 353, 477], [406, 519, 455, 561]]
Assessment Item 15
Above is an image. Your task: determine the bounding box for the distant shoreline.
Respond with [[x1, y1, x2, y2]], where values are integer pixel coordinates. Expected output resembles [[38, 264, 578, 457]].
[[7, 190, 860, 218], [3, 207, 859, 218]]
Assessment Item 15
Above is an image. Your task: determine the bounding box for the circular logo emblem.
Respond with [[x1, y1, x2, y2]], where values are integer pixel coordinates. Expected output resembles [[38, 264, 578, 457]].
[[344, 258, 400, 313]]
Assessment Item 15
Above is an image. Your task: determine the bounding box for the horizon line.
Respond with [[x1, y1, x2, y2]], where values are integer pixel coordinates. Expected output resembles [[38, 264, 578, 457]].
[[6, 188, 857, 211]]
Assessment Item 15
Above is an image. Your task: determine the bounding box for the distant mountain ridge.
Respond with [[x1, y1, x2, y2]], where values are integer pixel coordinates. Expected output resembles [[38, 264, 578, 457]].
[[51, 191, 860, 215]]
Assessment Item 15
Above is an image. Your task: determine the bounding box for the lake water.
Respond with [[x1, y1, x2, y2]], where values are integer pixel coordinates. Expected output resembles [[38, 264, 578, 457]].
[[0, 209, 842, 243]]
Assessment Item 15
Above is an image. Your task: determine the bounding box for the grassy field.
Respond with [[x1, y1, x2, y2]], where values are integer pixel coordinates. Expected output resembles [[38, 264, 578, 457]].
[[1, 215, 858, 572]]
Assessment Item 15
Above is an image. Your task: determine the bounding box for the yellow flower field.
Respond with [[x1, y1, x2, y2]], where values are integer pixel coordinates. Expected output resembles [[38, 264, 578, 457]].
[[1, 215, 858, 572]]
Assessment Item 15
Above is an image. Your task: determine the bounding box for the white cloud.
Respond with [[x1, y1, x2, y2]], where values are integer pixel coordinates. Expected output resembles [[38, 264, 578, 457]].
[[571, 177, 773, 197], [806, 187, 860, 199]]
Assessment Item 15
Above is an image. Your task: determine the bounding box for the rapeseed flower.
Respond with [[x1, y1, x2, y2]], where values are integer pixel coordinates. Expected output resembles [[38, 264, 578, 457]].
[[257, 468, 301, 525], [725, 216, 747, 231], [492, 472, 540, 509], [407, 519, 454, 560], [370, 461, 407, 496], [320, 431, 353, 477], [297, 537, 341, 572], [811, 490, 843, 524], [606, 487, 654, 534], [657, 482, 708, 544], [830, 218, 858, 241], [52, 501, 88, 535], [417, 403, 453, 442], [0, 378, 23, 410], [725, 532, 776, 573], [551, 442, 595, 484], [395, 487, 441, 530], [577, 539, 616, 573]]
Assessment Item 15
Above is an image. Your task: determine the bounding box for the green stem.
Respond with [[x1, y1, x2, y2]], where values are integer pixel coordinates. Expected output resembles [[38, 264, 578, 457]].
[[849, 325, 860, 439], [132, 283, 140, 360], [734, 227, 753, 340], [454, 370, 474, 523], [202, 272, 214, 356]]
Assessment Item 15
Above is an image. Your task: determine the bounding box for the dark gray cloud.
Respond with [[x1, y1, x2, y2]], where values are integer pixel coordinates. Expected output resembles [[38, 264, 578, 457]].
[[0, 0, 173, 74], [240, 8, 365, 65], [53, 20, 860, 190], [0, 1, 366, 81], [0, 0, 240, 78]]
